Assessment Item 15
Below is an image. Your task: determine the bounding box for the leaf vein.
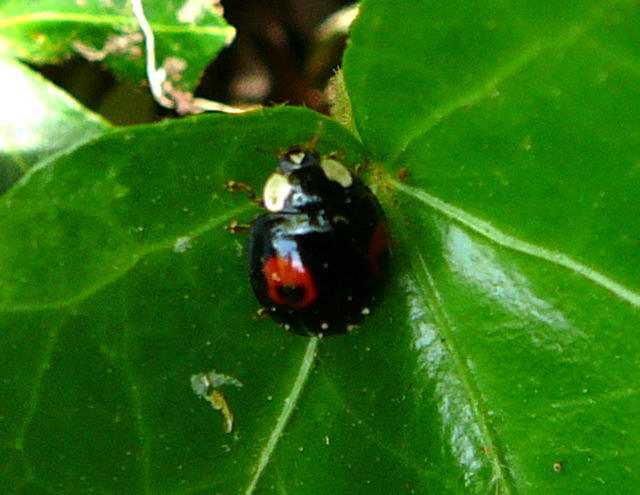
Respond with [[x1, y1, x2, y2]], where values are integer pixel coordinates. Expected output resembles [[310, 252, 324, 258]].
[[14, 318, 64, 452], [2, 205, 250, 313], [586, 37, 640, 78], [122, 300, 152, 495], [243, 338, 318, 495], [394, 180, 640, 307], [395, 9, 605, 158], [412, 253, 515, 493], [0, 11, 234, 36]]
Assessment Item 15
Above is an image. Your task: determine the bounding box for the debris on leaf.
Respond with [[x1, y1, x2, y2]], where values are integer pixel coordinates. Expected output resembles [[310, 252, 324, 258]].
[[191, 369, 243, 433]]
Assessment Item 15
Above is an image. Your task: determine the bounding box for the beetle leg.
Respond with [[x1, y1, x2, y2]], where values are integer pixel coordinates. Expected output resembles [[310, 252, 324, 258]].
[[223, 180, 260, 204], [224, 220, 251, 233], [252, 307, 270, 321]]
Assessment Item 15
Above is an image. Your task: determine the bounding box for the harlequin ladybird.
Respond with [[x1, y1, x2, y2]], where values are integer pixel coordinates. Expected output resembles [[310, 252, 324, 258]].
[[248, 147, 390, 336]]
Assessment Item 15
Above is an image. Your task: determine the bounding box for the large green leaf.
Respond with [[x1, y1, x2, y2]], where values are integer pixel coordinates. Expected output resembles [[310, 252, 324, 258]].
[[343, 0, 640, 493], [0, 107, 381, 494], [0, 57, 108, 194], [0, 0, 235, 93], [2, 0, 640, 494]]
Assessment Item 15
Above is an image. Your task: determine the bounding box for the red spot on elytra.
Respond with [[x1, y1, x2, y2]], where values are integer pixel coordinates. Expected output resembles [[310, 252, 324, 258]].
[[263, 256, 317, 308], [369, 222, 390, 278]]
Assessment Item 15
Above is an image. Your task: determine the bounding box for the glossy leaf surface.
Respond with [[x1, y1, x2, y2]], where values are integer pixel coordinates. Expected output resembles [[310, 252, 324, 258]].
[[0, 57, 108, 194], [1, 0, 640, 494], [344, 0, 640, 493], [0, 0, 235, 93]]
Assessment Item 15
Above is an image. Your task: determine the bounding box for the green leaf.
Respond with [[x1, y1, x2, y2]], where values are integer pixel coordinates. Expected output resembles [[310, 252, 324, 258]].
[[0, 107, 376, 494], [0, 57, 108, 194], [0, 108, 365, 310], [0, 0, 235, 93], [343, 0, 640, 493], [3, 0, 640, 494]]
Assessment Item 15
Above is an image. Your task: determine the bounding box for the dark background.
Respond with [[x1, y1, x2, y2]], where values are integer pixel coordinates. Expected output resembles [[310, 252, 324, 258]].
[[40, 0, 352, 124]]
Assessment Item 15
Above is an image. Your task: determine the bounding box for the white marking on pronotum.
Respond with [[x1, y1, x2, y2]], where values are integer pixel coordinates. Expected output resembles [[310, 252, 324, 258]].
[[263, 173, 293, 212], [288, 152, 306, 165], [320, 158, 353, 188]]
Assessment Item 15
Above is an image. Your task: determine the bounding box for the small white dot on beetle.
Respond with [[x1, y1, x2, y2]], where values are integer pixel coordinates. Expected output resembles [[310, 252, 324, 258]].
[[333, 215, 348, 223], [283, 324, 291, 330], [361, 307, 370, 315], [321, 322, 329, 330]]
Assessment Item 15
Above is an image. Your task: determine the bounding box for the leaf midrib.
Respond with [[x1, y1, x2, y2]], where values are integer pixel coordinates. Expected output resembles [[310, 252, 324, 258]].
[[1, 204, 251, 313], [0, 11, 234, 36], [243, 337, 319, 495], [392, 179, 640, 308], [391, 4, 609, 160]]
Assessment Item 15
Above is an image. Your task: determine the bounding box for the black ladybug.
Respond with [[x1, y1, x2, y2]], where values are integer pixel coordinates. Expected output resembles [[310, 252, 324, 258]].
[[248, 147, 390, 336]]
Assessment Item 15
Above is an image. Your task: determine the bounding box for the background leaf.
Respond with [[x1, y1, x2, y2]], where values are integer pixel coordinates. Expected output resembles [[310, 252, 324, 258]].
[[0, 57, 108, 194], [342, 0, 640, 493], [0, 0, 235, 93]]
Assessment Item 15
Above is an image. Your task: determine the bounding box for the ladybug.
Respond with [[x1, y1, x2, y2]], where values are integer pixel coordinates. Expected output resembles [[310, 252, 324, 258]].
[[248, 147, 390, 336]]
